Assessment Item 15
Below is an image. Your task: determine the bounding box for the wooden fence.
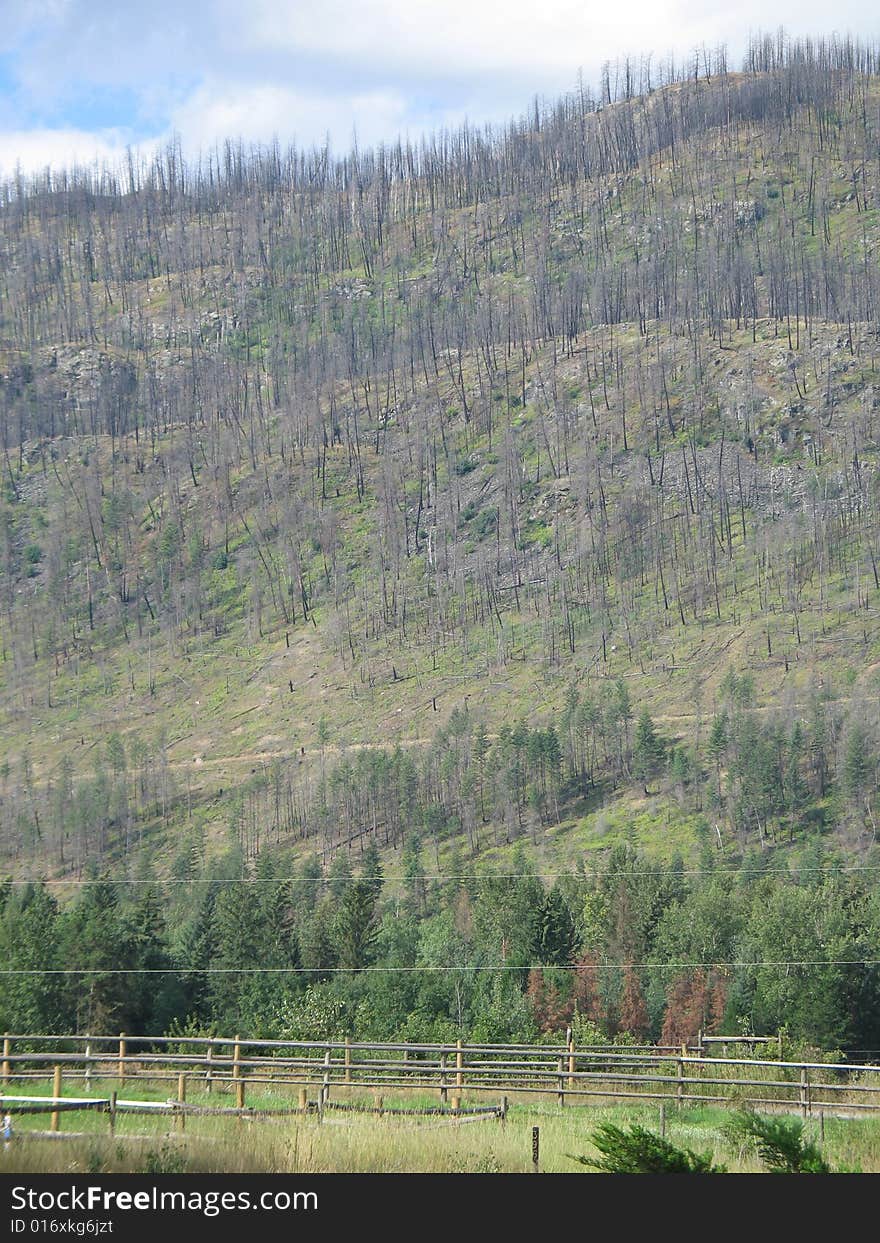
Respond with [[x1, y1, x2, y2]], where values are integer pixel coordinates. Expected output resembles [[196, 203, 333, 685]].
[[2, 1032, 880, 1120]]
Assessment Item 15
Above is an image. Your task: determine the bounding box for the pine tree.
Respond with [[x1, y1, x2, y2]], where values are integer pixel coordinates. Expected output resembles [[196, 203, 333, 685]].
[[660, 971, 709, 1046], [360, 839, 384, 901], [333, 879, 379, 970], [402, 833, 427, 917], [707, 712, 729, 769], [0, 885, 66, 1033], [60, 879, 140, 1033], [327, 851, 353, 900], [572, 954, 607, 1031], [526, 968, 569, 1034], [299, 896, 339, 976], [843, 722, 872, 802], [536, 887, 576, 966], [633, 709, 664, 790], [617, 966, 650, 1038]]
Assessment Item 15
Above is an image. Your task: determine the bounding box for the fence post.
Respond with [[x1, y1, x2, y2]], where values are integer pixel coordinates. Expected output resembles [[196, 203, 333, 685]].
[[456, 1039, 463, 1097], [557, 1056, 566, 1108], [232, 1034, 241, 1102], [177, 1074, 186, 1132], [696, 1029, 703, 1058], [298, 1087, 308, 1113], [84, 1036, 92, 1093], [321, 1048, 331, 1106], [567, 1027, 575, 1090], [439, 1053, 447, 1104], [800, 1068, 809, 1118], [232, 1034, 246, 1113], [118, 1033, 126, 1086], [51, 1064, 62, 1133], [676, 1055, 684, 1105], [108, 1090, 117, 1136], [345, 1037, 352, 1085], [205, 1041, 213, 1094], [2, 1035, 10, 1084], [501, 1095, 508, 1125]]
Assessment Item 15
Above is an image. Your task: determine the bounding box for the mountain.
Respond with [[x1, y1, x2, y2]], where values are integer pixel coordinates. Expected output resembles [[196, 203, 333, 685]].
[[2, 31, 880, 890]]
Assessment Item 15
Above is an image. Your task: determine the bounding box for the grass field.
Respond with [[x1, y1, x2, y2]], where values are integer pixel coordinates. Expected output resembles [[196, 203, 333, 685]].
[[3, 1078, 880, 1173]]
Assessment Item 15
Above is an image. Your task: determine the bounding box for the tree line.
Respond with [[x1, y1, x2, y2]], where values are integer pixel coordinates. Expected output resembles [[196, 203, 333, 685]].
[[3, 668, 877, 874], [2, 839, 878, 1053]]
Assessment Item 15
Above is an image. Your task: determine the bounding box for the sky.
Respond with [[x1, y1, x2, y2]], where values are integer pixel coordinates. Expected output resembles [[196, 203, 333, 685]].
[[0, 0, 877, 178]]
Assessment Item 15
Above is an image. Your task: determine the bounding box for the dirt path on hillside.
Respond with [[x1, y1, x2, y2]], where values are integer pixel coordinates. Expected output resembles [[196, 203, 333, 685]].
[[171, 737, 433, 771]]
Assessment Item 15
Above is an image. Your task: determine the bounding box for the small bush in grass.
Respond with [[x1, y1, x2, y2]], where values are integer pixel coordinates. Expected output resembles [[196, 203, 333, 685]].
[[85, 1147, 107, 1174], [570, 1123, 725, 1174], [723, 1110, 831, 1173], [142, 1143, 188, 1175]]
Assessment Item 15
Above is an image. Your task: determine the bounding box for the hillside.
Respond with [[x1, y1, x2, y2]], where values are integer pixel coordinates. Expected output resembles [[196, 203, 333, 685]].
[[2, 33, 880, 1050]]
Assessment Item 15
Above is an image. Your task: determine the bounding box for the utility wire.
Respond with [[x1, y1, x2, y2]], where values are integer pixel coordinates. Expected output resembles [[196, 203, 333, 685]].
[[5, 864, 879, 885], [1, 960, 878, 976]]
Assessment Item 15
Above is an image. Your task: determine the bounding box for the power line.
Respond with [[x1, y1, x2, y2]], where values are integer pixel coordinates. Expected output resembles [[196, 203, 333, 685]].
[[1, 960, 878, 976], [5, 864, 879, 885]]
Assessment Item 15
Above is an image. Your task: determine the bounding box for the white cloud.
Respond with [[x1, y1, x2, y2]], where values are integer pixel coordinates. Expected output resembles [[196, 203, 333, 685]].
[[244, 0, 880, 80], [0, 127, 148, 179], [168, 81, 413, 154], [1, 1, 878, 179]]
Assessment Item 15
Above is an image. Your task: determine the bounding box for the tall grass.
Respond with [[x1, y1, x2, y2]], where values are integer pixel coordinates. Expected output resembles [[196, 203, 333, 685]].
[[2, 1093, 880, 1174]]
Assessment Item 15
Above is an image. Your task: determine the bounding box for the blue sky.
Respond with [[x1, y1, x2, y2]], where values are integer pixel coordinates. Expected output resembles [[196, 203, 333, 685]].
[[0, 1, 877, 176]]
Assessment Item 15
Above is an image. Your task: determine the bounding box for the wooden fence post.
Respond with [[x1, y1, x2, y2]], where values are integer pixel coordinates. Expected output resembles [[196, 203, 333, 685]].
[[800, 1068, 809, 1118], [2, 1035, 10, 1084], [567, 1026, 575, 1090], [108, 1091, 117, 1136], [557, 1056, 566, 1107], [232, 1035, 242, 1105], [321, 1048, 331, 1106], [501, 1095, 508, 1124], [118, 1033, 126, 1086], [84, 1036, 92, 1093], [676, 1055, 684, 1105], [177, 1074, 186, 1132], [345, 1037, 352, 1085], [232, 1034, 242, 1093], [51, 1065, 62, 1133], [456, 1039, 463, 1097], [298, 1087, 308, 1113], [205, 1041, 213, 1094], [439, 1053, 447, 1104]]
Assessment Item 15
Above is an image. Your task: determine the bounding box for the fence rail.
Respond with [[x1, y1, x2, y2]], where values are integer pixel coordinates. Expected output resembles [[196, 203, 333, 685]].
[[3, 1032, 879, 1121]]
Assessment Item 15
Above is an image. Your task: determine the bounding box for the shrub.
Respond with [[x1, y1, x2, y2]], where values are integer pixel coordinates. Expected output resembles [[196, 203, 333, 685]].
[[571, 1122, 725, 1173], [723, 1109, 831, 1173]]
